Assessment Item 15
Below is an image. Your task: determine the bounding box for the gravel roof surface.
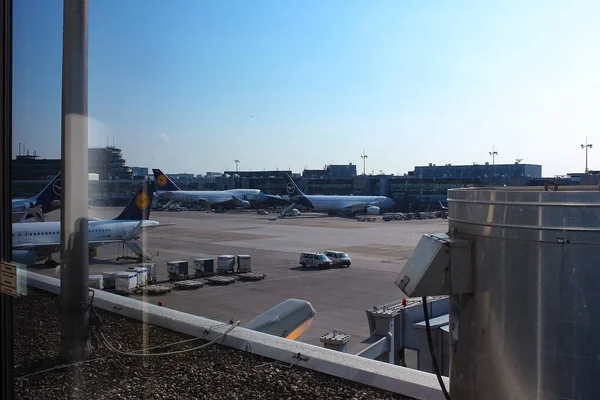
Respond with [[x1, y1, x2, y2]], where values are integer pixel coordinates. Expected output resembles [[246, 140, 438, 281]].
[[14, 287, 415, 400]]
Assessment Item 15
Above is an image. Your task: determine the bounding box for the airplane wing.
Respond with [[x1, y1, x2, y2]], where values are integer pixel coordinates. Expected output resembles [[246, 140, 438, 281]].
[[264, 194, 293, 206], [127, 221, 176, 239]]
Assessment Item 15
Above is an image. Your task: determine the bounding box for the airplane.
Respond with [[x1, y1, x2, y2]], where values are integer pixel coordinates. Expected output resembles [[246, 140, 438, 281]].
[[12, 173, 62, 222], [280, 173, 395, 217], [11, 182, 172, 268], [152, 169, 269, 210]]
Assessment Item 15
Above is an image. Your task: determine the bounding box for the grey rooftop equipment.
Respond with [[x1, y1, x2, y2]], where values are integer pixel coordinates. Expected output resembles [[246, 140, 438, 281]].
[[397, 185, 600, 400]]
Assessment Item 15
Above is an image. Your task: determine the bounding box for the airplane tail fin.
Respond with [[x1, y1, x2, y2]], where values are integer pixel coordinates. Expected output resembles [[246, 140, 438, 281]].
[[113, 181, 155, 221], [282, 173, 305, 197], [152, 169, 180, 191], [35, 172, 62, 213]]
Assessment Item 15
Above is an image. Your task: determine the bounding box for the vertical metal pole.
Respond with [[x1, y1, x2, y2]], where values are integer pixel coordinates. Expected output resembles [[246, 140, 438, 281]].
[[0, 0, 14, 396], [585, 136, 588, 173], [60, 0, 90, 362]]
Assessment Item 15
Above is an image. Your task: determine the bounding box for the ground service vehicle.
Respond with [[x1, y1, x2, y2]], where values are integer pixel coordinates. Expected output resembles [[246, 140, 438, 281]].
[[324, 250, 351, 267], [299, 252, 332, 269]]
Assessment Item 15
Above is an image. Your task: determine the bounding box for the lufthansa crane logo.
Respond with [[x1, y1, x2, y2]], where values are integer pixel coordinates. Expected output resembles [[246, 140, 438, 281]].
[[157, 174, 167, 187], [52, 179, 62, 196], [285, 182, 296, 194], [135, 192, 150, 209]]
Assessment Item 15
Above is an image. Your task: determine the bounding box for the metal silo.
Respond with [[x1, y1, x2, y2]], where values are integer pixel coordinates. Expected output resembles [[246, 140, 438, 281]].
[[396, 185, 600, 400]]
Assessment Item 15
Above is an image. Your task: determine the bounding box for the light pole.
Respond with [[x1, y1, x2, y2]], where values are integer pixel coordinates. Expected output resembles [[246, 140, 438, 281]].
[[361, 151, 368, 176], [234, 159, 240, 172], [489, 145, 498, 181], [581, 136, 593, 173], [489, 145, 498, 166]]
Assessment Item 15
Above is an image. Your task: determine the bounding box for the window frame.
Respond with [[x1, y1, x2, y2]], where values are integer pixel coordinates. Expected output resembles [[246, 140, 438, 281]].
[[0, 0, 14, 397]]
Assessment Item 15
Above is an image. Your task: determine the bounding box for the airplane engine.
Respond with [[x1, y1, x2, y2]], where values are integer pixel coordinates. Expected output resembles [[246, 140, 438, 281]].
[[232, 198, 251, 208], [366, 206, 380, 215], [12, 250, 38, 266]]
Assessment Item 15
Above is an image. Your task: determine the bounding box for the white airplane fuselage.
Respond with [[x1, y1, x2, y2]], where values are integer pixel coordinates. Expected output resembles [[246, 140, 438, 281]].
[[12, 197, 37, 213], [12, 219, 160, 247], [155, 189, 263, 205], [299, 195, 394, 213]]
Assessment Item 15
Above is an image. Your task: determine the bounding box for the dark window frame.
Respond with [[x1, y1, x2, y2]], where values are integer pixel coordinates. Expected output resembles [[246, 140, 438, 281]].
[[0, 0, 14, 397]]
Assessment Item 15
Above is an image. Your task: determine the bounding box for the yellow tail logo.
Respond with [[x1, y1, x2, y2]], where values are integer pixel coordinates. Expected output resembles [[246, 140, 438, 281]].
[[135, 192, 150, 210], [157, 174, 168, 187]]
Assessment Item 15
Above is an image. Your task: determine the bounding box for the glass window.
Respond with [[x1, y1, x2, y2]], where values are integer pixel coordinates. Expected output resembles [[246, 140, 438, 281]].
[[5, 2, 595, 400]]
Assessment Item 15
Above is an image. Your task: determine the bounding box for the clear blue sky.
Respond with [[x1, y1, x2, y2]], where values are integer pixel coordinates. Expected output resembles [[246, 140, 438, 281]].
[[13, 0, 600, 176]]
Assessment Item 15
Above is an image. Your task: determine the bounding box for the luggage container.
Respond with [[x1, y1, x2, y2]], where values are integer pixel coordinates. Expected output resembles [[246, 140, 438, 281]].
[[88, 275, 104, 290], [167, 260, 188, 280], [193, 258, 215, 276], [138, 263, 157, 283], [127, 266, 148, 286], [115, 271, 137, 293], [102, 271, 120, 289], [236, 255, 252, 273], [217, 255, 235, 274]]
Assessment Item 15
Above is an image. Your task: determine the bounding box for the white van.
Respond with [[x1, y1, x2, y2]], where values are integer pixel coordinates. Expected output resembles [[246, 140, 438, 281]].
[[299, 252, 332, 269], [324, 251, 352, 267]]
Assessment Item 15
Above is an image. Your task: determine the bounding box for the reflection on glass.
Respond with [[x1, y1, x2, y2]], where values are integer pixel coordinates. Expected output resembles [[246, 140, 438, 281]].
[[8, 1, 600, 399]]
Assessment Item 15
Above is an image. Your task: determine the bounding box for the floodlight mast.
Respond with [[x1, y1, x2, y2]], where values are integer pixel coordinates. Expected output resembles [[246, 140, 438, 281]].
[[582, 136, 593, 173]]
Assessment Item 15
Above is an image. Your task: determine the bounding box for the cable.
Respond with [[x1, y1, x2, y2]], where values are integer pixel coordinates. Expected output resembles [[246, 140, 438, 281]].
[[88, 288, 241, 358], [115, 321, 232, 354], [99, 320, 240, 357], [16, 357, 106, 380], [422, 296, 451, 400]]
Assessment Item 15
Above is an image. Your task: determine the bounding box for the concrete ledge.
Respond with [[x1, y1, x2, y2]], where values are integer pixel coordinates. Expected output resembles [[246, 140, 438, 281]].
[[19, 269, 447, 400]]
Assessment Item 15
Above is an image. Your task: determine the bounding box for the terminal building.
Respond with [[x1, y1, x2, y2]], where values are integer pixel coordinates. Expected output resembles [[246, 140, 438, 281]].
[[12, 152, 61, 181], [303, 163, 357, 179], [413, 162, 542, 183], [88, 146, 133, 180], [18, 151, 600, 212], [12, 146, 135, 202], [130, 167, 149, 179]]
